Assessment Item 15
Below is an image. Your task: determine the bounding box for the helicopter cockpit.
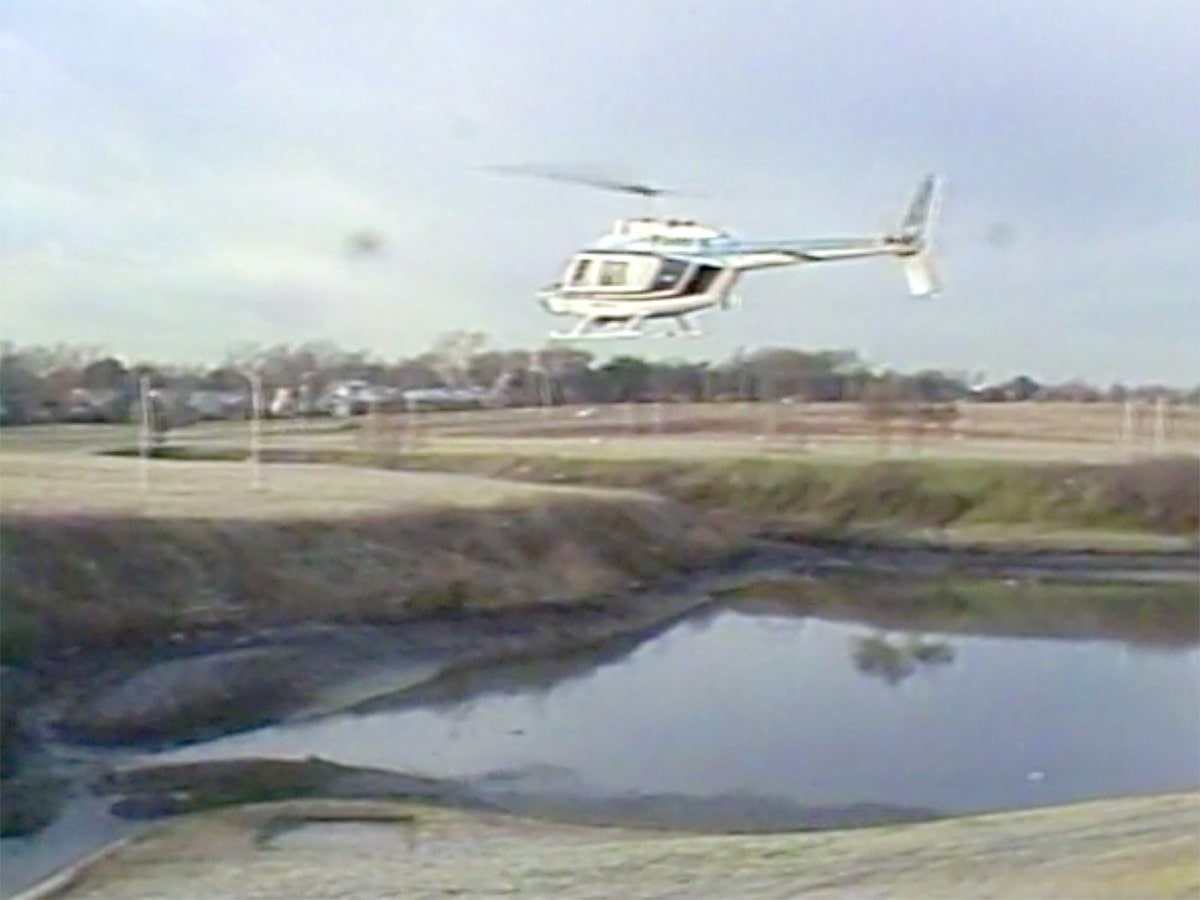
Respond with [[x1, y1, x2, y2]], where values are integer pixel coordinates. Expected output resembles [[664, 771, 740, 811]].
[[551, 251, 724, 299]]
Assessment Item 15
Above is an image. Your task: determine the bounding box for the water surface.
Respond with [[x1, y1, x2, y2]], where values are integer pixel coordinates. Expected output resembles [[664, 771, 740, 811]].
[[158, 609, 1200, 816]]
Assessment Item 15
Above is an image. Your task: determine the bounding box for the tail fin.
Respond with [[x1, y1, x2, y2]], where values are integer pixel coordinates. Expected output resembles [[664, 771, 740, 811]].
[[897, 174, 939, 245], [895, 175, 941, 297]]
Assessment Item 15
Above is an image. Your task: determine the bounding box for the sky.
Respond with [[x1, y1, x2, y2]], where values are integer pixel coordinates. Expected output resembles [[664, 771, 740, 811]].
[[2, 0, 1198, 384]]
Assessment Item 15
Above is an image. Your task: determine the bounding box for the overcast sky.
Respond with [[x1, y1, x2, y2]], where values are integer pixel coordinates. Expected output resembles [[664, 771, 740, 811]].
[[3, 0, 1198, 383]]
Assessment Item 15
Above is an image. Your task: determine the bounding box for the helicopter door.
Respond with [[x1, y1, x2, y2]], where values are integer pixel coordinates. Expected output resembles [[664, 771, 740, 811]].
[[680, 263, 722, 296]]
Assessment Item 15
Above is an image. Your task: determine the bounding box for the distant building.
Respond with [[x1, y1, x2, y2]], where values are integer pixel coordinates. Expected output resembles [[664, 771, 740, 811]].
[[186, 390, 249, 420]]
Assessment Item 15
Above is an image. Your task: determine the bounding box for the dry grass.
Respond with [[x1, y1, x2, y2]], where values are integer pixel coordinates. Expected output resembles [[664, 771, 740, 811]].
[[0, 444, 734, 663], [0, 452, 647, 520], [0, 466, 739, 662]]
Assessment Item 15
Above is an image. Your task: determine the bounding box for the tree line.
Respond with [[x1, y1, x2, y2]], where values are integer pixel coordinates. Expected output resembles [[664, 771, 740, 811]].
[[1, 332, 1195, 426]]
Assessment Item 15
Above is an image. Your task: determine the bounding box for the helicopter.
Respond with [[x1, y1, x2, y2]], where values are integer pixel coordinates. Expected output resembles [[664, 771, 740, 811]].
[[484, 165, 942, 341]]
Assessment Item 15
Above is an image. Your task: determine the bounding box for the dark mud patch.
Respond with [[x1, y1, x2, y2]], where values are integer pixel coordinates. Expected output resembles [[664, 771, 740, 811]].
[[91, 756, 943, 836], [57, 647, 320, 747], [0, 773, 68, 838], [477, 790, 942, 833], [2, 665, 39, 779], [93, 757, 484, 821]]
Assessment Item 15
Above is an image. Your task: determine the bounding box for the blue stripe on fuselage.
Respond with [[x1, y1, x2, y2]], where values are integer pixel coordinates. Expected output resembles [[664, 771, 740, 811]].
[[589, 236, 883, 258]]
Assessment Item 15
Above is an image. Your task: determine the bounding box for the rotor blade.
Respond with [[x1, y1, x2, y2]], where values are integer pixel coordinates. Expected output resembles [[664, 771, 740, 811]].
[[479, 163, 679, 198]]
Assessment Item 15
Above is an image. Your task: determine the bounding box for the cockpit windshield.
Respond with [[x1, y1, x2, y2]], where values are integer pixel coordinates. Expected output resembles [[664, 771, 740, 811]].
[[568, 258, 593, 286], [560, 252, 688, 292], [652, 258, 690, 291]]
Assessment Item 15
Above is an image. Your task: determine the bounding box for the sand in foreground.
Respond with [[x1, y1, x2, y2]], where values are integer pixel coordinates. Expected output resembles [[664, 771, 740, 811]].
[[24, 792, 1200, 900]]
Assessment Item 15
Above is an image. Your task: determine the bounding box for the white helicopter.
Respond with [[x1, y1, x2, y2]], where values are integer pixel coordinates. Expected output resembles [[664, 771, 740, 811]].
[[486, 165, 942, 341]]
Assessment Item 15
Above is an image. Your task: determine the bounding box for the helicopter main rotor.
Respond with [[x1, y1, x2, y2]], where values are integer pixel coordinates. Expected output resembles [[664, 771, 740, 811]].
[[479, 163, 697, 201]]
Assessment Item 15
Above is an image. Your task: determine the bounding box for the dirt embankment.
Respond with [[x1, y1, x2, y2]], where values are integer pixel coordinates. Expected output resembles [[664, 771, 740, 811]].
[[0, 491, 741, 667]]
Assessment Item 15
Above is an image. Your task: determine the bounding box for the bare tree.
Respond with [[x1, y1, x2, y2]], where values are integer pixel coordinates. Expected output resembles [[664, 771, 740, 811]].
[[430, 330, 488, 388]]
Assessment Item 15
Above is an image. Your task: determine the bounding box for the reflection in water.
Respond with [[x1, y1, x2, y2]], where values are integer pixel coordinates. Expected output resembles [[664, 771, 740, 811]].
[[725, 574, 1198, 650], [351, 576, 1195, 717], [851, 633, 956, 686], [345, 611, 717, 716]]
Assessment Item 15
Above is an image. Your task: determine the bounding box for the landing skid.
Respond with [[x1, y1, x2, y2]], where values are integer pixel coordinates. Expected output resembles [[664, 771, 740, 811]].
[[549, 314, 704, 342]]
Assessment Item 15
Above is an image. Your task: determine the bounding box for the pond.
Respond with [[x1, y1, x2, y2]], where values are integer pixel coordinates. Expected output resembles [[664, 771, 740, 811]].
[[4, 576, 1197, 895], [156, 599, 1200, 821]]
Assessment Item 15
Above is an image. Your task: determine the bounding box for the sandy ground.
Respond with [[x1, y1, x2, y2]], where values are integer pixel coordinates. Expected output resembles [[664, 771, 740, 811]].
[[23, 792, 1200, 899], [0, 452, 651, 519]]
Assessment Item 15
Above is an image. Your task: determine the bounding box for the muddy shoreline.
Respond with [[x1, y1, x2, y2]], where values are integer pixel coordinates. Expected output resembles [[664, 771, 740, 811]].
[[15, 536, 1198, 749], [5, 537, 1194, 774]]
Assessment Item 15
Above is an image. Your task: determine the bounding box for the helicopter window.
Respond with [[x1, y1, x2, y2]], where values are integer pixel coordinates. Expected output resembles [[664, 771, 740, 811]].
[[568, 258, 593, 285], [652, 258, 690, 291], [598, 260, 628, 286], [683, 264, 722, 295]]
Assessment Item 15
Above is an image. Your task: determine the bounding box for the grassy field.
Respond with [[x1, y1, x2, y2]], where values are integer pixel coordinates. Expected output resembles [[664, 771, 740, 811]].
[[1, 411, 1195, 664], [365, 399, 1200, 460], [8, 404, 1195, 539], [0, 451, 649, 519], [3, 400, 1196, 462]]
